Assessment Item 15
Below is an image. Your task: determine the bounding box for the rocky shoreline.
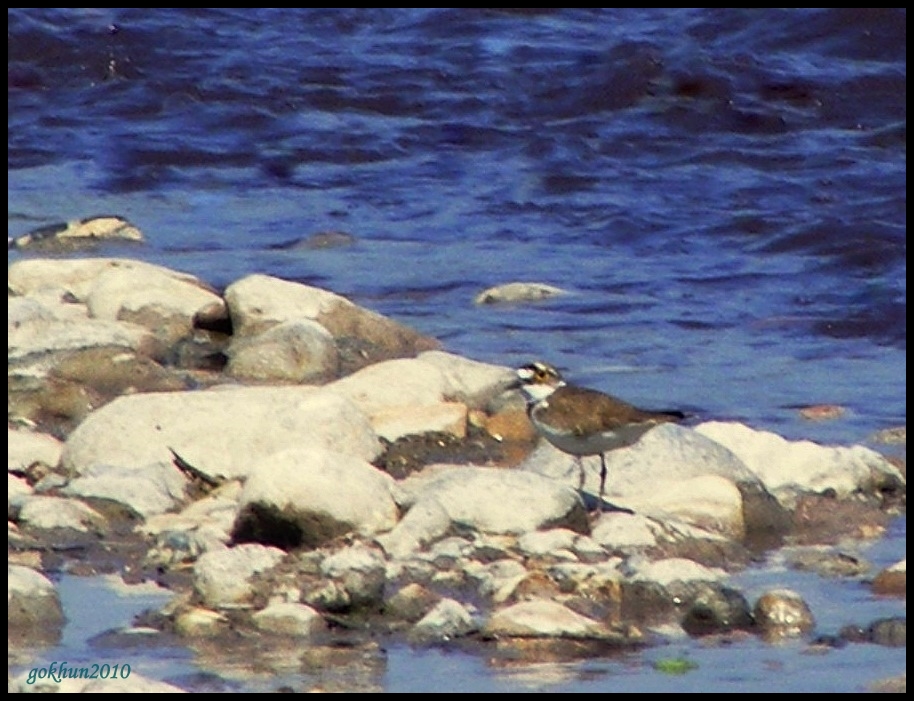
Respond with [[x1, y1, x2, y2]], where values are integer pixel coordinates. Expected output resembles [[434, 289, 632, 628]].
[[8, 254, 906, 692]]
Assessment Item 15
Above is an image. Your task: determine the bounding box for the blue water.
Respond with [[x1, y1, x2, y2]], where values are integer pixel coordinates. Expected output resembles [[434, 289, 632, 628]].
[[8, 7, 906, 693]]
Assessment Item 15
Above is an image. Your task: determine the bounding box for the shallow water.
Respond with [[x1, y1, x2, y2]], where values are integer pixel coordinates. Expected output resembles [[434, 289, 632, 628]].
[[8, 7, 906, 692]]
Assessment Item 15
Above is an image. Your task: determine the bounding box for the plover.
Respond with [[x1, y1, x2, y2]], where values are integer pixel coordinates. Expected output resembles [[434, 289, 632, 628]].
[[515, 361, 685, 509]]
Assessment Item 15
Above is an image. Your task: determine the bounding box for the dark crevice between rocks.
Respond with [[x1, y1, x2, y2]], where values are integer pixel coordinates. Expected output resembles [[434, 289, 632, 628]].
[[231, 503, 356, 551]]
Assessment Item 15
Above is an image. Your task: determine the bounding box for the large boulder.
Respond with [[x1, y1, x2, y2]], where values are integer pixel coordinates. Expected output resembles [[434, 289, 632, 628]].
[[62, 386, 381, 484], [224, 274, 439, 375], [233, 447, 400, 548], [695, 421, 906, 507]]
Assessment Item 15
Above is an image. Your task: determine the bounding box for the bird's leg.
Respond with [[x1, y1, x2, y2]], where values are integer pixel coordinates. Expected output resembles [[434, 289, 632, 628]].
[[575, 456, 585, 492], [598, 453, 607, 512]]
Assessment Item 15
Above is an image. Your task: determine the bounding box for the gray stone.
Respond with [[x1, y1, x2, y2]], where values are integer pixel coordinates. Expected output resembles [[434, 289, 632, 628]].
[[7, 564, 65, 639], [226, 320, 339, 383], [252, 601, 326, 637], [224, 274, 437, 372]]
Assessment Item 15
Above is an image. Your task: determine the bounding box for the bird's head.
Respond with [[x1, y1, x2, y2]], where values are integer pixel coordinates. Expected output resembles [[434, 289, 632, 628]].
[[515, 361, 565, 401]]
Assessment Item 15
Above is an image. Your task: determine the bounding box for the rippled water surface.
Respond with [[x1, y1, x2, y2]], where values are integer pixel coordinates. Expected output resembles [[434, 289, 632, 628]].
[[8, 7, 906, 693]]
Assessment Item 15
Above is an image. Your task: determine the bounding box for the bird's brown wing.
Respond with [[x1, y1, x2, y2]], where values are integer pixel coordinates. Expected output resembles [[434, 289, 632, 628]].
[[538, 386, 658, 434]]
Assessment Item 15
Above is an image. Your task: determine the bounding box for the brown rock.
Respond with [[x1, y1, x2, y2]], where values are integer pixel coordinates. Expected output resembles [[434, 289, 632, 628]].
[[872, 563, 906, 597], [799, 404, 846, 421]]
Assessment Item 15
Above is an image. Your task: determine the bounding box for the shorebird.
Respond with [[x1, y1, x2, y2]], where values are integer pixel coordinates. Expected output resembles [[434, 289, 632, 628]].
[[515, 361, 685, 509]]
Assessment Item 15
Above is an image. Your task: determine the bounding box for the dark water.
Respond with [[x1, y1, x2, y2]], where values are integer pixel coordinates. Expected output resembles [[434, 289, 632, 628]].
[[8, 8, 906, 693]]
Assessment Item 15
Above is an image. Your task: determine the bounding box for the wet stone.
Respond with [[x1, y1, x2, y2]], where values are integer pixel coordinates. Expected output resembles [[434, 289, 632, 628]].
[[753, 589, 816, 638]]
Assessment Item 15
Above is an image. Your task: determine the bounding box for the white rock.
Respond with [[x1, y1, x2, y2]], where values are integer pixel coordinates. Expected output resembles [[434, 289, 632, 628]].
[[252, 601, 325, 636], [17, 495, 106, 533], [8, 474, 33, 517], [238, 448, 399, 545], [473, 282, 567, 305], [224, 273, 342, 335], [695, 421, 906, 506], [410, 598, 477, 642], [62, 386, 380, 482], [321, 543, 388, 578], [7, 428, 63, 471], [9, 216, 144, 250], [62, 461, 188, 519], [522, 423, 759, 537], [625, 475, 745, 541], [85, 265, 223, 343], [8, 293, 89, 329], [630, 557, 727, 586], [327, 358, 448, 416], [417, 351, 517, 409], [484, 599, 606, 639], [396, 465, 588, 536], [224, 274, 434, 360], [374, 498, 452, 559], [591, 512, 660, 549], [517, 529, 579, 558], [427, 536, 473, 562], [571, 533, 609, 561], [371, 402, 468, 442], [8, 258, 201, 300], [174, 606, 230, 637], [193, 543, 285, 607]]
